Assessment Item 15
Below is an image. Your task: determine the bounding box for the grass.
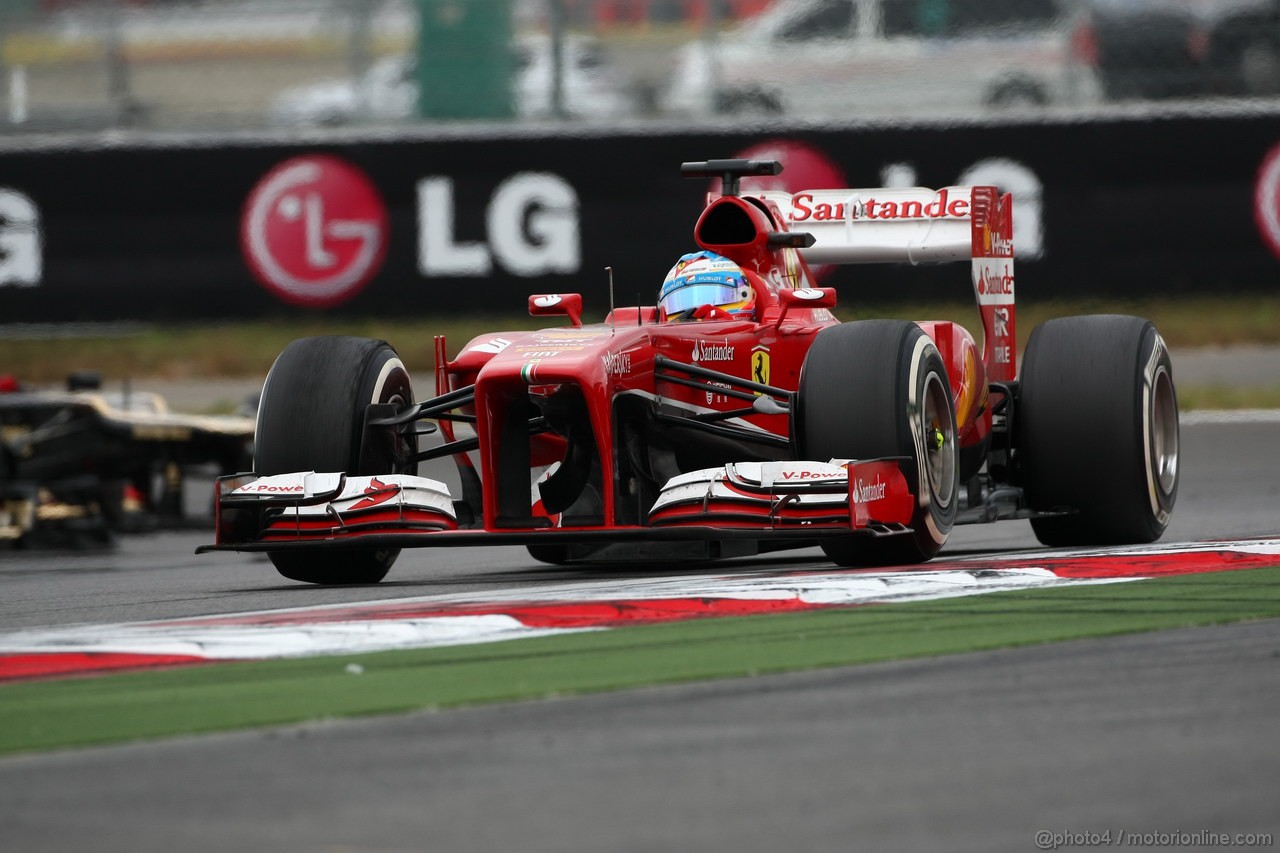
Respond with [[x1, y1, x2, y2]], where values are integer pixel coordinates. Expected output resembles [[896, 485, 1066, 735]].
[[2, 567, 1278, 756], [2, 296, 1278, 385], [0, 316, 545, 384], [1177, 385, 1280, 411]]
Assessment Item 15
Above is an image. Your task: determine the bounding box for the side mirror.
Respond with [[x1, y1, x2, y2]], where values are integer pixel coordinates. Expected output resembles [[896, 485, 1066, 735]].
[[779, 287, 836, 309], [777, 287, 837, 324], [528, 293, 584, 327]]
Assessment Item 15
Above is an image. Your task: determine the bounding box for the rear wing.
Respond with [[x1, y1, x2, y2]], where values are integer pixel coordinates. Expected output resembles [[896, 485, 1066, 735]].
[[751, 185, 1018, 382], [754, 186, 979, 264]]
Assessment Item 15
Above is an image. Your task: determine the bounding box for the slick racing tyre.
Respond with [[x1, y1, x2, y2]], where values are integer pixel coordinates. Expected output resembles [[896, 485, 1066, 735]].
[[1017, 315, 1179, 547], [255, 336, 416, 584], [797, 320, 959, 566]]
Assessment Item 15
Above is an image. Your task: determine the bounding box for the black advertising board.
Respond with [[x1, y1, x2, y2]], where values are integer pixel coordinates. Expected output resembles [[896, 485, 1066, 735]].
[[1, 110, 1278, 323]]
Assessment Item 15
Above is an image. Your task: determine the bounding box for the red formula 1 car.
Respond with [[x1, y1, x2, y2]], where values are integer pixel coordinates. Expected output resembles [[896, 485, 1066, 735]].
[[200, 159, 1180, 585]]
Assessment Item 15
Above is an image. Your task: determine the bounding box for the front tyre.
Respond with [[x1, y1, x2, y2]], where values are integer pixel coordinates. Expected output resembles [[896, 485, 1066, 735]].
[[1018, 315, 1179, 547], [255, 336, 416, 584], [797, 320, 959, 566]]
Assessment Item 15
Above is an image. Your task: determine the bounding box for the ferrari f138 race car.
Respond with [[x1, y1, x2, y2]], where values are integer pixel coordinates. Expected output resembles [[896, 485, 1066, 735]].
[[200, 159, 1180, 584]]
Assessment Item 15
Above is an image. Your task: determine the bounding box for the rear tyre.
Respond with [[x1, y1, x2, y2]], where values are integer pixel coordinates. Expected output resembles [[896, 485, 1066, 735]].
[[255, 336, 416, 584], [1018, 316, 1178, 547], [986, 78, 1049, 108], [797, 321, 959, 567]]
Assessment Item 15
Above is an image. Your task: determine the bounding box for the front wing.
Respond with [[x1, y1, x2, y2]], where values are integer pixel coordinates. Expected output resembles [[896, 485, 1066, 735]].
[[198, 460, 916, 553]]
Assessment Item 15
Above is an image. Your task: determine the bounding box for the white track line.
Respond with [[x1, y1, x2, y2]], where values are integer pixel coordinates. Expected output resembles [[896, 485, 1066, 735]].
[[2, 538, 1278, 666], [0, 569, 1132, 661]]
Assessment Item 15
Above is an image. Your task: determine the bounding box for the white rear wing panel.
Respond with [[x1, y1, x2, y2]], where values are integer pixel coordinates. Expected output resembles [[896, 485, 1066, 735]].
[[755, 187, 978, 264]]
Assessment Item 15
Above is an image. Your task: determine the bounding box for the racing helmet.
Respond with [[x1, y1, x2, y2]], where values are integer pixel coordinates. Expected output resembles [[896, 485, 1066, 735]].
[[658, 251, 756, 322]]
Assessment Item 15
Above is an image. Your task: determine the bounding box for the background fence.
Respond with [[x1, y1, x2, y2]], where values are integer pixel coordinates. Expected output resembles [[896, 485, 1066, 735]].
[[1, 0, 1278, 133]]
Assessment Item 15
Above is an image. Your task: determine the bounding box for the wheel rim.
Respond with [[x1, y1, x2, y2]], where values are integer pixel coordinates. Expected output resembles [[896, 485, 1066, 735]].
[[384, 387, 413, 474], [921, 371, 957, 508], [1150, 365, 1179, 496], [368, 353, 414, 476]]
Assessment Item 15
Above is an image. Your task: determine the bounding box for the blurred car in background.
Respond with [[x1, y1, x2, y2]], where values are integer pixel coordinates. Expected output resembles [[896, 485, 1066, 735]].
[[269, 53, 415, 127], [1072, 0, 1280, 100], [269, 33, 636, 126], [660, 0, 1099, 119], [0, 372, 254, 546]]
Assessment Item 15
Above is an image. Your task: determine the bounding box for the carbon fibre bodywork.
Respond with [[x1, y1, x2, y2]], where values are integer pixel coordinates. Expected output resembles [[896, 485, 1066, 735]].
[[1, 384, 253, 544]]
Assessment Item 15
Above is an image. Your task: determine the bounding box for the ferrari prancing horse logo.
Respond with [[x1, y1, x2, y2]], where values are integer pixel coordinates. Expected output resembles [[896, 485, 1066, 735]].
[[751, 348, 770, 394]]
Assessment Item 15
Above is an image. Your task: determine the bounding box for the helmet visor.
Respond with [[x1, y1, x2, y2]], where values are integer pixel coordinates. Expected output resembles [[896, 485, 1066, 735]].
[[660, 280, 745, 318]]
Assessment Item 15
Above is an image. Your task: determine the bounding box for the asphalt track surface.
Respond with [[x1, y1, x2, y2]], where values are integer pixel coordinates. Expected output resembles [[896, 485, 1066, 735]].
[[1, 418, 1278, 851]]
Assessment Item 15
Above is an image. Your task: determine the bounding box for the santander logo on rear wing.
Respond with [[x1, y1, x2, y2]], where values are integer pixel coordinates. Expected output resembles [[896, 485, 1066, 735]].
[[756, 186, 977, 264], [753, 185, 1017, 381]]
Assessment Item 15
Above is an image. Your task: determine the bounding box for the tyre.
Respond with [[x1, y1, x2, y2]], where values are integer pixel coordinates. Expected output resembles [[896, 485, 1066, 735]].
[[1018, 316, 1178, 547], [796, 320, 959, 566], [255, 336, 416, 584], [715, 88, 783, 115], [985, 78, 1049, 108]]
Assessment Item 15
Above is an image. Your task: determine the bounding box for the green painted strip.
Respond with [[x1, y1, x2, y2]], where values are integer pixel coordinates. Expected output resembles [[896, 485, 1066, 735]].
[[2, 567, 1279, 757]]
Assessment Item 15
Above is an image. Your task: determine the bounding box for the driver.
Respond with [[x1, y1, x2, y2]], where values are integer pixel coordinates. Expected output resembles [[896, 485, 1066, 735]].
[[658, 251, 757, 322]]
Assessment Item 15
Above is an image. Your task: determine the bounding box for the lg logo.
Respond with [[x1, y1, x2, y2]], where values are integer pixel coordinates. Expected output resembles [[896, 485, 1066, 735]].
[[0, 188, 41, 287], [417, 173, 579, 277], [1255, 141, 1280, 261], [241, 155, 388, 308], [241, 157, 582, 308]]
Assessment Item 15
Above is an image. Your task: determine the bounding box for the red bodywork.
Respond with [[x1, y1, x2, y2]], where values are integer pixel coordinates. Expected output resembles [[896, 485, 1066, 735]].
[[206, 174, 1016, 556], [445, 187, 1005, 532]]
